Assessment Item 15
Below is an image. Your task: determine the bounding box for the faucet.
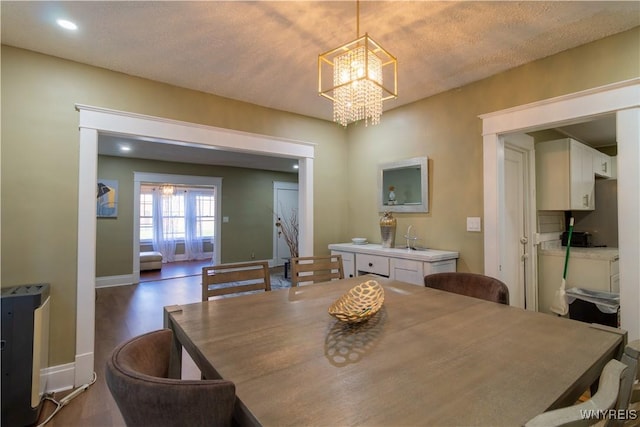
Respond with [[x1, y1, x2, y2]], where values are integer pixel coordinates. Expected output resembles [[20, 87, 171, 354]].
[[404, 225, 418, 250]]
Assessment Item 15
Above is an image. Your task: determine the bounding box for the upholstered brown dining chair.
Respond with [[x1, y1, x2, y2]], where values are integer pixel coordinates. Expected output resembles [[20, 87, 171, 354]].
[[424, 272, 510, 305], [105, 329, 236, 427], [290, 255, 344, 287], [202, 261, 271, 301]]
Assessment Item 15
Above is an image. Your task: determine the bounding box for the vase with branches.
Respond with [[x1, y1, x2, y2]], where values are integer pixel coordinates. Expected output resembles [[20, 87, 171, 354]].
[[275, 207, 298, 258]]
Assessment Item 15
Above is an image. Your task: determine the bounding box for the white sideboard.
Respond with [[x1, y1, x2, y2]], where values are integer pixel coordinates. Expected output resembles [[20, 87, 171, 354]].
[[329, 243, 459, 286]]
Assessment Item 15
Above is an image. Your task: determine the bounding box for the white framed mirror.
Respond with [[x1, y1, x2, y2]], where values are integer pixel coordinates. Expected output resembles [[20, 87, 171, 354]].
[[378, 157, 429, 213]]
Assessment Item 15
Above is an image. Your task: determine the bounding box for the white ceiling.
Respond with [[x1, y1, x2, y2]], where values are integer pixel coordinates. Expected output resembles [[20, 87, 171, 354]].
[[98, 133, 301, 173], [2, 1, 635, 169], [555, 115, 618, 148]]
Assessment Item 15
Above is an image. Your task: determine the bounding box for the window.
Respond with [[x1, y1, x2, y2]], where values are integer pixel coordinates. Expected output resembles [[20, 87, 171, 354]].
[[140, 192, 154, 241], [195, 192, 216, 238], [162, 192, 185, 240], [140, 185, 216, 242]]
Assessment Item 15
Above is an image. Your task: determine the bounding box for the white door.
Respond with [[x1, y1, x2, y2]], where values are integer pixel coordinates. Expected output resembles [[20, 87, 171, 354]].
[[503, 134, 535, 310], [273, 182, 298, 266]]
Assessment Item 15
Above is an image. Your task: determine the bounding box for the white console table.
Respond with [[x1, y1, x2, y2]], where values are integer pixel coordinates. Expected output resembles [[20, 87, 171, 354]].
[[328, 243, 459, 286]]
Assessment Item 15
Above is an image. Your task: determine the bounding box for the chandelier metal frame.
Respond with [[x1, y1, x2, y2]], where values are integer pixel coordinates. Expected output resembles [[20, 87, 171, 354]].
[[318, 1, 397, 126]]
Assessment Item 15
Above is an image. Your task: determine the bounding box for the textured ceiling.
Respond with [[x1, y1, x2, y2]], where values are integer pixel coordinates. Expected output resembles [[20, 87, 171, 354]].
[[2, 1, 639, 122], [1, 1, 635, 170]]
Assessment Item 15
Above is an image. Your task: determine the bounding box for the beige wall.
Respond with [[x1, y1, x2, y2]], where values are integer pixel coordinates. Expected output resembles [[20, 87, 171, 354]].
[[345, 27, 639, 272], [1, 46, 347, 365], [97, 155, 298, 277], [1, 27, 638, 367]]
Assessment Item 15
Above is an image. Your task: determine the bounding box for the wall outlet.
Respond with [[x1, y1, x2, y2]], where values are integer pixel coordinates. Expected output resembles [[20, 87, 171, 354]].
[[251, 252, 255, 260], [223, 216, 229, 223], [467, 217, 482, 232]]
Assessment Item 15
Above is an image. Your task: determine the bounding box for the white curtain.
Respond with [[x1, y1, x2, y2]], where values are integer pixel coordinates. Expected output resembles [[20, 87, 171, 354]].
[[151, 189, 177, 263], [184, 190, 206, 260]]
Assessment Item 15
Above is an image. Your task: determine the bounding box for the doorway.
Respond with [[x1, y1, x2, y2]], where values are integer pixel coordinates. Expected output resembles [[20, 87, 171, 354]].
[[502, 133, 536, 310], [132, 172, 222, 284], [75, 105, 315, 386], [481, 79, 640, 340], [273, 181, 299, 267]]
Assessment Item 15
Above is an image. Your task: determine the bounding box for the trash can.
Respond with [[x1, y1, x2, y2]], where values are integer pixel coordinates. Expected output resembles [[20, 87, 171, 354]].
[[566, 287, 619, 327]]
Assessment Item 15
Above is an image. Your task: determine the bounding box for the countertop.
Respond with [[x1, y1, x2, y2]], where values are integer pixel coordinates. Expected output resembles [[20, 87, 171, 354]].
[[329, 242, 459, 262], [538, 246, 619, 261]]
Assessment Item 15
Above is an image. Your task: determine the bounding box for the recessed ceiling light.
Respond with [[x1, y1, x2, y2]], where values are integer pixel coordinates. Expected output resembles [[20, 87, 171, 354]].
[[56, 19, 78, 31]]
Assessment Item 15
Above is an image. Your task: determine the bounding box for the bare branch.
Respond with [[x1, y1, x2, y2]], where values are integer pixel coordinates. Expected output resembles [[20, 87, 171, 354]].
[[275, 206, 298, 257]]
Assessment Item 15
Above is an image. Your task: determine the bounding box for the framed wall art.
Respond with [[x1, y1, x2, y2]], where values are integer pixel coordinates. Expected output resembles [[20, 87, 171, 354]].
[[97, 179, 118, 218]]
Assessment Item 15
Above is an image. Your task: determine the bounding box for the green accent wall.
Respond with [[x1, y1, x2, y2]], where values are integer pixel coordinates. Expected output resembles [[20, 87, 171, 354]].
[[97, 155, 297, 277], [1, 27, 638, 367]]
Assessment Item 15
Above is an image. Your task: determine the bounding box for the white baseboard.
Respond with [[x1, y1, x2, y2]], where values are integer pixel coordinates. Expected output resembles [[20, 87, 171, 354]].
[[171, 252, 214, 262], [95, 274, 136, 288], [97, 255, 216, 288], [43, 362, 76, 393], [43, 354, 96, 393], [74, 351, 95, 387]]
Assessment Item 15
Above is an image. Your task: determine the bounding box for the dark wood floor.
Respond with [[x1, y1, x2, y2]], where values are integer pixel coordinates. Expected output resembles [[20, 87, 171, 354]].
[[36, 262, 640, 426], [139, 259, 211, 282], [37, 261, 288, 426]]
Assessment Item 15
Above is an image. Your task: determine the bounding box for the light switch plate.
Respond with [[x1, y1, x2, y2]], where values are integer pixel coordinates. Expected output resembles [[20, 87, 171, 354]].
[[467, 217, 481, 232], [223, 216, 229, 223]]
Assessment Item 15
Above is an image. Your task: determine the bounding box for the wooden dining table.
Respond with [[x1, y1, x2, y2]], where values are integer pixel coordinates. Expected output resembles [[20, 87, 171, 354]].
[[163, 275, 626, 426]]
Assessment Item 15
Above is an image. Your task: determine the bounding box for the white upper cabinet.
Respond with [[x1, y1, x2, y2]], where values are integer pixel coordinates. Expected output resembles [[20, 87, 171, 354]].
[[570, 141, 596, 210], [593, 150, 613, 178], [536, 138, 595, 211]]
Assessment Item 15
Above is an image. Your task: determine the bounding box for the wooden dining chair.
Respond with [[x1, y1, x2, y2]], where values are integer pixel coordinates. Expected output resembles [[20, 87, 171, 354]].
[[525, 358, 633, 427], [424, 272, 510, 305], [105, 329, 236, 427], [202, 261, 271, 301], [290, 255, 344, 287]]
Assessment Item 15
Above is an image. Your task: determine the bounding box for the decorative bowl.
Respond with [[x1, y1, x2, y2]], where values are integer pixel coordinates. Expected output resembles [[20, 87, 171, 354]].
[[328, 280, 385, 324], [351, 237, 368, 245]]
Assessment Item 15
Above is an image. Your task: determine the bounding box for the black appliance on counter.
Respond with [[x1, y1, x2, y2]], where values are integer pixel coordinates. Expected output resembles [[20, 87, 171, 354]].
[[561, 231, 593, 247]]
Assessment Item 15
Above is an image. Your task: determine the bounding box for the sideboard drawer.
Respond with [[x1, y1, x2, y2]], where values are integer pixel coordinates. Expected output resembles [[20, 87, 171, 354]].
[[423, 259, 456, 275], [391, 258, 424, 285], [356, 254, 390, 277]]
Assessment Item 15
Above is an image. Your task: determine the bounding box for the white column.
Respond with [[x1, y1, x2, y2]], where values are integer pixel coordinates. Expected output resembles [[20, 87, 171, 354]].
[[75, 127, 97, 386], [483, 133, 505, 280], [298, 157, 314, 257], [617, 107, 640, 340]]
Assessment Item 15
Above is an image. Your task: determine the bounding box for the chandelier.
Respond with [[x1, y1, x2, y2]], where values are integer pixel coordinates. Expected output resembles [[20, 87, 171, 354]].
[[318, 0, 397, 127], [161, 185, 174, 196]]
